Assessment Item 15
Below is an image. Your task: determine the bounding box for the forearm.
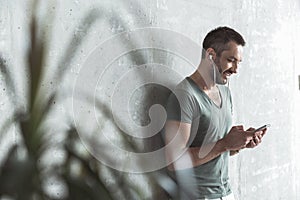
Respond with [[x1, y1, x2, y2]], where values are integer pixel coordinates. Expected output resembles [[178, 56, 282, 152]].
[[191, 140, 228, 166], [169, 139, 228, 170]]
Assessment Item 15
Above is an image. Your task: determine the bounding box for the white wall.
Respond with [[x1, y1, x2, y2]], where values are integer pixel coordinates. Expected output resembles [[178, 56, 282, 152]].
[[1, 0, 300, 199]]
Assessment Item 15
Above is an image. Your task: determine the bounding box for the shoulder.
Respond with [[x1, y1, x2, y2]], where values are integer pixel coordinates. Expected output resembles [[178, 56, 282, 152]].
[[172, 77, 196, 97], [166, 78, 198, 123], [169, 78, 196, 103], [175, 78, 194, 91]]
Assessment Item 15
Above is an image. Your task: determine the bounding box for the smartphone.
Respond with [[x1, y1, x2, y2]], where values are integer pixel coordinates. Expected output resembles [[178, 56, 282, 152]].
[[254, 124, 271, 132]]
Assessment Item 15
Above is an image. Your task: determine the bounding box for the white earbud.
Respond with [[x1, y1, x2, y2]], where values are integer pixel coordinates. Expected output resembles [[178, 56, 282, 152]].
[[209, 54, 216, 83]]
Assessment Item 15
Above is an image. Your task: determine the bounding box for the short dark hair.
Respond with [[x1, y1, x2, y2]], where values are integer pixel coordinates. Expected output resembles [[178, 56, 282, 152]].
[[202, 26, 245, 58]]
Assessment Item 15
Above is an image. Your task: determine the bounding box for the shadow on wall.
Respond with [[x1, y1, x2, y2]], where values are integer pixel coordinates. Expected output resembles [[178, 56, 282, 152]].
[[0, 1, 190, 200]]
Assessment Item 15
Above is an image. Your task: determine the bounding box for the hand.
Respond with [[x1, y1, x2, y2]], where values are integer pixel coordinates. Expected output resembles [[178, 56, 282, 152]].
[[222, 125, 256, 151], [245, 127, 267, 148]]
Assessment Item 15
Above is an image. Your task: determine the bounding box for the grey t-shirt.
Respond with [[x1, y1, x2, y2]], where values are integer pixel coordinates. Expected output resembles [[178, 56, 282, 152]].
[[166, 77, 233, 199]]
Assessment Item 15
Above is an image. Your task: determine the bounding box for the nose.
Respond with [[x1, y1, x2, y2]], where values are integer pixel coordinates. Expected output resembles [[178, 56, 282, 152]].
[[232, 61, 240, 73]]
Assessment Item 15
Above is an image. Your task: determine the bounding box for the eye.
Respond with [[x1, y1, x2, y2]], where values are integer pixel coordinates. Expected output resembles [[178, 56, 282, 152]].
[[227, 58, 235, 62]]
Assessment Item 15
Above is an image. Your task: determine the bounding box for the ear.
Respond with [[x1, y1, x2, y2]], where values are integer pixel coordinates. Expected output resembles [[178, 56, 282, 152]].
[[206, 48, 216, 60]]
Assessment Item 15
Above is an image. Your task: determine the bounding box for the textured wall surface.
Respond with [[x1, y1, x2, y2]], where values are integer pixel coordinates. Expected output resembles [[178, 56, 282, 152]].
[[1, 0, 300, 199]]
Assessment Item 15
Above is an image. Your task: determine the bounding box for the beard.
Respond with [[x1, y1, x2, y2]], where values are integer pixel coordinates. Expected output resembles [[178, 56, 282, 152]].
[[211, 60, 227, 85]]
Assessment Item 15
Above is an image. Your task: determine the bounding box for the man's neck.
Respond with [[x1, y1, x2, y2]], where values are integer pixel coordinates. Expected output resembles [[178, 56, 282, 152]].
[[190, 70, 215, 92], [190, 70, 222, 107]]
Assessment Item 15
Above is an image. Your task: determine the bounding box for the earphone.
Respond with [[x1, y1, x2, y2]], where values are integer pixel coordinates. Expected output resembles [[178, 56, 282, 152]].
[[209, 54, 216, 83]]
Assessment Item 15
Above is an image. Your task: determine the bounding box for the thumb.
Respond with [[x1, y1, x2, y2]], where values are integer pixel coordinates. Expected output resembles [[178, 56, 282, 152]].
[[247, 127, 255, 131]]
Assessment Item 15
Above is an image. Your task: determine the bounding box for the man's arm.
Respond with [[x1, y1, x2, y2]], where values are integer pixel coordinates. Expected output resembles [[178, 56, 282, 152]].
[[164, 120, 256, 170]]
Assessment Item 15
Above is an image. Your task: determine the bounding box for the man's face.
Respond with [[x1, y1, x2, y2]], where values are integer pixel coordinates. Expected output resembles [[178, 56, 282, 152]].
[[213, 41, 243, 85]]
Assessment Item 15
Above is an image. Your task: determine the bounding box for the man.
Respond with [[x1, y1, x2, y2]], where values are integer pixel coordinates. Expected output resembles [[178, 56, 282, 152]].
[[164, 27, 267, 200]]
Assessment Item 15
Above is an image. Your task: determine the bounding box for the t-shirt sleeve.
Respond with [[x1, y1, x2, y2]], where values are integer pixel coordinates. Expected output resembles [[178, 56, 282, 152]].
[[166, 90, 194, 124]]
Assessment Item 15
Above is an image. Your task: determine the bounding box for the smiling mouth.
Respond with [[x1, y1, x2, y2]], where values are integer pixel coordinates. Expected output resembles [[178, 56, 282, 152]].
[[223, 71, 232, 77]]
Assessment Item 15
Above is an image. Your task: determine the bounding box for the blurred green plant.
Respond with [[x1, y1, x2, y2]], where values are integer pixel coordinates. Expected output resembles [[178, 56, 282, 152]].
[[0, 1, 113, 200], [0, 0, 114, 199], [0, 1, 180, 200]]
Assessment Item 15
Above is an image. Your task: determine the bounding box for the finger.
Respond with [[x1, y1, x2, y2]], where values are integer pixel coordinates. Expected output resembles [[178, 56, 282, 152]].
[[254, 130, 263, 135], [250, 140, 256, 148], [257, 134, 262, 140], [235, 125, 244, 130], [253, 136, 261, 144], [261, 128, 267, 136], [247, 127, 255, 131], [246, 140, 255, 148], [254, 131, 263, 137]]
